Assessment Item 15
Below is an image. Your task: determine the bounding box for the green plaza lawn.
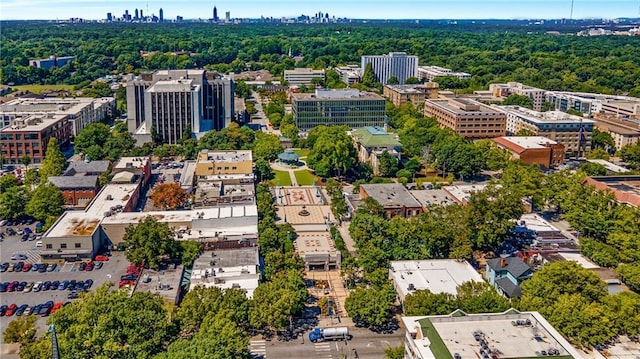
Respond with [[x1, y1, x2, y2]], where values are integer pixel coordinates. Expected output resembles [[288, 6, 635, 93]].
[[12, 84, 74, 94], [294, 170, 317, 186], [272, 170, 292, 186]]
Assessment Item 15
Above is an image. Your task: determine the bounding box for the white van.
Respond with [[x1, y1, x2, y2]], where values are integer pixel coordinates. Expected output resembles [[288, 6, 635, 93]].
[[36, 241, 43, 248]]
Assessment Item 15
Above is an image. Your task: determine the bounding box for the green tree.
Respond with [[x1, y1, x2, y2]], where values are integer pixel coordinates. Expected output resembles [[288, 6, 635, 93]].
[[502, 94, 534, 109], [377, 150, 398, 177], [467, 185, 523, 251], [306, 126, 358, 178], [362, 63, 376, 87], [385, 345, 405, 359], [0, 186, 29, 220], [3, 315, 37, 345], [249, 271, 307, 331], [591, 128, 615, 151], [616, 264, 640, 293], [253, 132, 283, 161], [579, 162, 608, 176], [403, 290, 457, 316], [20, 154, 31, 168], [541, 102, 556, 112], [74, 123, 111, 155], [515, 128, 537, 137], [25, 184, 64, 221], [178, 241, 203, 267], [39, 137, 66, 181], [405, 77, 420, 84], [50, 283, 175, 359], [387, 76, 400, 85], [619, 142, 640, 169], [23, 168, 40, 187], [255, 158, 274, 182], [586, 147, 611, 160], [123, 216, 181, 269], [345, 286, 394, 326], [0, 174, 19, 192]]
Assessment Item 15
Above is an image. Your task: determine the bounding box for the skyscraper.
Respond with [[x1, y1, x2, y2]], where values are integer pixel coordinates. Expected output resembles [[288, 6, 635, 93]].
[[140, 10, 143, 20], [159, 8, 164, 23], [361, 52, 419, 85], [135, 8, 139, 20], [213, 6, 219, 22], [225, 11, 230, 22], [106, 12, 112, 21]]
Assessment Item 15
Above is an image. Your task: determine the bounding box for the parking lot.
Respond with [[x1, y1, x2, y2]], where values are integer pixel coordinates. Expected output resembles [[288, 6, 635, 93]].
[[0, 222, 131, 342]]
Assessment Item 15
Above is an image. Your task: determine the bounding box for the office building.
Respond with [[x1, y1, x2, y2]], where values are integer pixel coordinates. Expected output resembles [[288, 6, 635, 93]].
[[29, 56, 75, 70], [501, 106, 594, 154], [106, 12, 112, 21], [492, 136, 565, 168], [195, 150, 253, 178], [334, 65, 361, 85], [359, 184, 423, 219], [1, 97, 116, 136], [361, 52, 418, 85], [417, 65, 472, 82], [283, 68, 325, 86], [291, 89, 385, 130], [402, 310, 583, 359], [490, 82, 546, 111], [225, 11, 230, 22], [159, 8, 164, 22], [593, 115, 640, 150], [424, 98, 506, 139], [351, 126, 401, 175], [546, 91, 640, 117], [383, 83, 439, 107], [213, 6, 219, 21], [0, 114, 71, 166], [584, 175, 640, 207], [389, 259, 483, 303], [126, 70, 234, 144]]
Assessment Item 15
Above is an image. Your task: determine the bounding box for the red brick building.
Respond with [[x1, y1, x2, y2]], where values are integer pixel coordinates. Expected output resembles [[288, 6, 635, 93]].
[[0, 114, 71, 166], [492, 136, 565, 169], [48, 175, 100, 208], [359, 183, 424, 219]]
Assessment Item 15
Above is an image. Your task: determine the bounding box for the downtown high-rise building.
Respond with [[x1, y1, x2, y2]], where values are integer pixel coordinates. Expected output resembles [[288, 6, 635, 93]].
[[361, 52, 419, 85], [126, 70, 235, 144], [213, 6, 219, 21], [159, 8, 164, 22]]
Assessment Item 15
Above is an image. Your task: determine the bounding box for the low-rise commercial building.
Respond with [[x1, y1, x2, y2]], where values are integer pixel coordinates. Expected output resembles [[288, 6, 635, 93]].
[[417, 65, 471, 82], [359, 183, 423, 219], [593, 115, 640, 150], [490, 82, 546, 111], [501, 106, 594, 154], [492, 136, 565, 168], [291, 89, 386, 131], [195, 150, 253, 178], [442, 184, 489, 205], [383, 83, 439, 107], [402, 309, 582, 359], [48, 175, 100, 208], [334, 65, 361, 85], [113, 156, 152, 187], [0, 97, 116, 135], [389, 259, 483, 303], [584, 175, 640, 207], [294, 232, 341, 271], [0, 114, 72, 166], [351, 126, 401, 176], [424, 98, 506, 139], [190, 246, 260, 298], [283, 68, 326, 86]]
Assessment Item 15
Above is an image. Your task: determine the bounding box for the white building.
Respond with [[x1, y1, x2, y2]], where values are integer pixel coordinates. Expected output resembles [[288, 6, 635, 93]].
[[361, 52, 418, 85], [499, 106, 594, 154], [417, 65, 472, 82], [389, 259, 483, 303], [335, 65, 361, 85], [283, 68, 326, 86], [489, 82, 547, 111]]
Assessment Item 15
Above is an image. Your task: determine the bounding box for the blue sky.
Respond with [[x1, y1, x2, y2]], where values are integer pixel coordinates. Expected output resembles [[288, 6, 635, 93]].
[[0, 0, 638, 20]]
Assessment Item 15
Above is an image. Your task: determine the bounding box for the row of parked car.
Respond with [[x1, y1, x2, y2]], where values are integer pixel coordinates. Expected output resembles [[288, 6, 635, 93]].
[[1, 260, 103, 273], [0, 301, 69, 318], [0, 279, 94, 295], [119, 264, 143, 288]]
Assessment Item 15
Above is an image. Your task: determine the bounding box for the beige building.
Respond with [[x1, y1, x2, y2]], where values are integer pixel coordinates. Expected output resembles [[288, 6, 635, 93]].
[[593, 115, 640, 150], [501, 106, 594, 154], [424, 98, 506, 139], [283, 68, 326, 86], [351, 126, 401, 176], [195, 150, 253, 177], [383, 83, 439, 107], [489, 82, 546, 111]]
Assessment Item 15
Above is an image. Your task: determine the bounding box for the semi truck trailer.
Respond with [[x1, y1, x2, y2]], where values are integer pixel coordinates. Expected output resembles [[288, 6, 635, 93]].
[[309, 327, 351, 342]]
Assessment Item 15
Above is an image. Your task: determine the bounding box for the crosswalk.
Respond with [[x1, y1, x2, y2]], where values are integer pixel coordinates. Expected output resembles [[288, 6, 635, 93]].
[[23, 249, 41, 264], [249, 340, 267, 358], [314, 342, 333, 359]]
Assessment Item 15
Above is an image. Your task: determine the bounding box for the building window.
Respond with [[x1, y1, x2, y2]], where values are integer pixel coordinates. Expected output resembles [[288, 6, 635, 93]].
[[60, 243, 67, 249], [75, 243, 82, 248], [46, 244, 53, 249]]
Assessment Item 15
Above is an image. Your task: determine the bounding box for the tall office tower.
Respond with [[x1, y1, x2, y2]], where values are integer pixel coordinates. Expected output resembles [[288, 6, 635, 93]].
[[135, 9, 139, 20], [225, 11, 230, 22], [106, 13, 112, 21], [213, 6, 218, 21], [124, 10, 130, 21], [126, 70, 235, 144], [159, 8, 164, 22], [140, 10, 143, 20], [361, 52, 419, 85]]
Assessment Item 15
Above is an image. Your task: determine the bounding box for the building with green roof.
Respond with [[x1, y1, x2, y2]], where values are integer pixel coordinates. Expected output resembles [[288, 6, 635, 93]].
[[351, 126, 402, 175]]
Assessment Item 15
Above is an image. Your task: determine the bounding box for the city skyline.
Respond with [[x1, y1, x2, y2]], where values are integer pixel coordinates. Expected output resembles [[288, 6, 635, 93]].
[[1, 0, 639, 21]]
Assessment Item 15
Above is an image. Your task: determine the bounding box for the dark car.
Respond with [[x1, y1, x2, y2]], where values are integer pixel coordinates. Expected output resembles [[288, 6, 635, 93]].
[[84, 279, 94, 290], [30, 304, 42, 315], [46, 263, 57, 272], [68, 280, 77, 290], [67, 291, 79, 299], [16, 281, 27, 291], [78, 262, 87, 271], [121, 274, 137, 281], [7, 281, 19, 292], [43, 281, 52, 290], [51, 280, 60, 289], [38, 305, 52, 317], [58, 281, 69, 290], [15, 304, 28, 316], [20, 234, 29, 242], [6, 227, 16, 235], [95, 262, 104, 270], [0, 282, 8, 292], [26, 218, 34, 225], [31, 263, 40, 272], [13, 262, 23, 272], [0, 262, 9, 272], [0, 305, 7, 316], [38, 264, 47, 273]]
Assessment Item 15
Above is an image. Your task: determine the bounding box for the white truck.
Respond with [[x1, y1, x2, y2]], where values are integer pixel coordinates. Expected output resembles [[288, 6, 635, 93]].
[[309, 327, 351, 342]]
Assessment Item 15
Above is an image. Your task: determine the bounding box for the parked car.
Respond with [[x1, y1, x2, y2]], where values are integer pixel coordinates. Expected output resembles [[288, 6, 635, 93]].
[[23, 282, 34, 292], [31, 304, 42, 315], [5, 304, 18, 316], [51, 280, 60, 289], [0, 305, 7, 316], [0, 262, 9, 272], [33, 281, 43, 292], [38, 264, 47, 273], [51, 302, 64, 314], [7, 281, 18, 292], [16, 282, 27, 291], [121, 274, 137, 281], [86, 261, 94, 271], [22, 263, 32, 272], [95, 262, 104, 270], [58, 281, 69, 290], [67, 291, 79, 299], [84, 279, 94, 290], [10, 253, 27, 260], [78, 262, 86, 271], [13, 262, 24, 271], [6, 227, 16, 235], [94, 255, 110, 262], [15, 304, 28, 316], [46, 263, 57, 272], [31, 263, 40, 271], [8, 263, 16, 272], [39, 305, 52, 317], [17, 229, 24, 235], [68, 280, 77, 290], [42, 281, 52, 291], [0, 282, 8, 292]]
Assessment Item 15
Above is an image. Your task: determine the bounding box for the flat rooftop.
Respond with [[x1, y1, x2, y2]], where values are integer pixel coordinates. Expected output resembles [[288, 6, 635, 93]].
[[557, 252, 599, 270], [425, 98, 504, 115], [390, 259, 483, 298], [404, 310, 582, 359], [585, 175, 640, 207], [190, 248, 259, 298], [198, 150, 252, 163], [292, 89, 383, 101], [516, 213, 560, 233], [135, 265, 184, 304], [284, 68, 325, 75], [385, 83, 438, 93], [114, 156, 149, 170], [442, 184, 489, 204], [46, 212, 102, 238], [147, 79, 199, 92], [101, 205, 258, 226], [494, 136, 558, 151], [501, 106, 595, 125], [585, 159, 630, 173], [87, 182, 140, 216], [409, 189, 456, 207], [294, 232, 338, 256], [0, 114, 67, 132], [360, 183, 422, 208]]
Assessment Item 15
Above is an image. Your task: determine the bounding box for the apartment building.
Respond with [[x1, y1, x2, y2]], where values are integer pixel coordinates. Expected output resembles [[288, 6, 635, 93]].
[[283, 68, 325, 86], [0, 114, 72, 165], [417, 65, 472, 82], [545, 91, 640, 117], [383, 83, 439, 107], [126, 69, 234, 144], [501, 106, 594, 154], [0, 97, 116, 135], [361, 52, 418, 85], [490, 82, 546, 111], [291, 89, 386, 130], [423, 98, 506, 139], [29, 55, 75, 69], [492, 136, 565, 168], [593, 115, 640, 150]]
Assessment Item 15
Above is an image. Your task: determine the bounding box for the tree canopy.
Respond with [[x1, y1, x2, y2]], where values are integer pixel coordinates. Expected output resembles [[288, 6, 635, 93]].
[[39, 137, 66, 181], [150, 183, 189, 210], [123, 216, 181, 269]]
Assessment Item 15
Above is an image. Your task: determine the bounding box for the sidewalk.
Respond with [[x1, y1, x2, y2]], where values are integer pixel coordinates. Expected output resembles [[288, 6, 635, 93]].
[[336, 221, 357, 253]]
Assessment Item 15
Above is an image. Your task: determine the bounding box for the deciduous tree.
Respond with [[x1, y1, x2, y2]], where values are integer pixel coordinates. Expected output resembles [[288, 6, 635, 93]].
[[39, 137, 66, 181], [123, 216, 180, 269], [151, 183, 189, 210], [25, 184, 64, 221]]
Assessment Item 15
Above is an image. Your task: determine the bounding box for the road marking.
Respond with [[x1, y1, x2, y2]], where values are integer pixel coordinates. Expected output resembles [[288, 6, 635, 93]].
[[249, 340, 267, 358]]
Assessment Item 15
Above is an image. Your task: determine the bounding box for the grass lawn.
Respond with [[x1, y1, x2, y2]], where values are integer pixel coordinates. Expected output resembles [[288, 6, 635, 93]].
[[292, 148, 311, 159], [272, 170, 292, 186], [12, 84, 74, 94], [294, 170, 317, 186]]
